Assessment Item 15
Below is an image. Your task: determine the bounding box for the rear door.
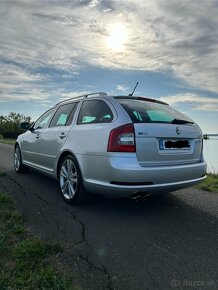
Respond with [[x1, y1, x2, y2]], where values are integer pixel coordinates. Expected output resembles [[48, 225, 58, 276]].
[[74, 98, 115, 154], [116, 98, 203, 166]]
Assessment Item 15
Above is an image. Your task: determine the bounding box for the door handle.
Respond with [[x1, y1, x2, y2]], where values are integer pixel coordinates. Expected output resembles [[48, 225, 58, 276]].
[[59, 133, 66, 139], [36, 134, 40, 139]]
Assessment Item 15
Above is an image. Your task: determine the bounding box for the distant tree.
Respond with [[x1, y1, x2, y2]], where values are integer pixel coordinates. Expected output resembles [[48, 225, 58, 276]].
[[0, 112, 32, 139]]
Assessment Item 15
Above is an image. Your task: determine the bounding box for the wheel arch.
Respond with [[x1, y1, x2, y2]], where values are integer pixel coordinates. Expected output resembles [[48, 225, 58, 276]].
[[56, 150, 82, 179], [14, 141, 19, 149], [14, 141, 22, 154], [57, 150, 90, 204]]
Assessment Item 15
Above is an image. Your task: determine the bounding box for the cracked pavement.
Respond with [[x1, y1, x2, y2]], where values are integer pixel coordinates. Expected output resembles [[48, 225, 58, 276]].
[[0, 143, 218, 290]]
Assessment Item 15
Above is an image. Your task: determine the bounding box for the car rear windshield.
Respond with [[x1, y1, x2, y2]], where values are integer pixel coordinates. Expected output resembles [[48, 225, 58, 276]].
[[116, 98, 194, 124]]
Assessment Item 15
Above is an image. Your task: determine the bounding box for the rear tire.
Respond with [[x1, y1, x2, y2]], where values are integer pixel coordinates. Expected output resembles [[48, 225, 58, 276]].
[[14, 145, 28, 173], [58, 155, 90, 204]]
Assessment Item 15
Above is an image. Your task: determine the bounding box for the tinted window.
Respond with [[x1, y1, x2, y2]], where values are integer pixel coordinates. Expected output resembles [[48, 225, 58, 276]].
[[117, 98, 193, 124], [77, 100, 113, 124], [147, 110, 173, 122], [49, 102, 78, 128], [33, 108, 56, 130]]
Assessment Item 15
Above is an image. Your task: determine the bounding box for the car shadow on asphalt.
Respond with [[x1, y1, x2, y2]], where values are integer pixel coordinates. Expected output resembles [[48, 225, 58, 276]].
[[5, 168, 218, 231]]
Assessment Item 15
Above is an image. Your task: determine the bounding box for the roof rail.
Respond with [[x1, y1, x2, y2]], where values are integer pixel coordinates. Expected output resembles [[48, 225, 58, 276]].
[[55, 92, 107, 106]]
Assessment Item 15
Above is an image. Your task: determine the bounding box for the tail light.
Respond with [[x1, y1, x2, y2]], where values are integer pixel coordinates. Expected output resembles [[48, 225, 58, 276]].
[[107, 123, 136, 152]]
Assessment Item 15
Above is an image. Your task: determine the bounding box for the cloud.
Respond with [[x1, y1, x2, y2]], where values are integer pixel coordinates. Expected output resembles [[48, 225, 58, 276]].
[[0, 62, 50, 102], [117, 84, 130, 92], [88, 0, 100, 8], [0, 91, 50, 103], [0, 0, 217, 106], [160, 93, 218, 112], [0, 63, 43, 83]]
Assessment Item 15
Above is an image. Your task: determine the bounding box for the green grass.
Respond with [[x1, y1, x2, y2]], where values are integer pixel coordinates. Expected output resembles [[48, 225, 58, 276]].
[[0, 138, 16, 145], [195, 173, 218, 192], [0, 192, 79, 290]]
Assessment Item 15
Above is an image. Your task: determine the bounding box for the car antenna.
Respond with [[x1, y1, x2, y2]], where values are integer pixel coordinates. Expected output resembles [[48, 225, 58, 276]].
[[129, 82, 139, 96]]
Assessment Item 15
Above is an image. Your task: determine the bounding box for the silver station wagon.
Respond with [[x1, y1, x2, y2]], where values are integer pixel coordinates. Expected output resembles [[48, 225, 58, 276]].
[[14, 92, 207, 204]]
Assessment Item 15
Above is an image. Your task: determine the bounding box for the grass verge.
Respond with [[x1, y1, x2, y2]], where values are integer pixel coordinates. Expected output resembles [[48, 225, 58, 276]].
[[0, 138, 15, 145], [0, 192, 78, 290], [195, 173, 218, 192]]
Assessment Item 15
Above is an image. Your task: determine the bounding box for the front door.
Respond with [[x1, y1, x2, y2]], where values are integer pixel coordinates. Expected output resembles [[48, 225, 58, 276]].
[[37, 102, 78, 172], [21, 108, 56, 168]]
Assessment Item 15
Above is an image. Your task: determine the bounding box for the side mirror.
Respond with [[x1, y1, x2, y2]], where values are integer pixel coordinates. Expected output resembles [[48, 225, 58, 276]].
[[20, 122, 31, 130]]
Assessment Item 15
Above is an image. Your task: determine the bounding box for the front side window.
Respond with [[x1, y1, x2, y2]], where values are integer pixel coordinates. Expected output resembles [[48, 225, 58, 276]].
[[33, 108, 56, 130], [77, 100, 113, 125], [116, 98, 194, 124], [49, 102, 78, 128]]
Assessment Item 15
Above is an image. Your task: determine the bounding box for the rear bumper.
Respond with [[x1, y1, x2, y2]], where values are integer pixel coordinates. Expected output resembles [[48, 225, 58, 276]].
[[85, 175, 206, 197], [79, 154, 207, 197]]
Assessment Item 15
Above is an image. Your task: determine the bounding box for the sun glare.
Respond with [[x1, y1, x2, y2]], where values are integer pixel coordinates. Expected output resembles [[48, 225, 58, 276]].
[[106, 22, 128, 51]]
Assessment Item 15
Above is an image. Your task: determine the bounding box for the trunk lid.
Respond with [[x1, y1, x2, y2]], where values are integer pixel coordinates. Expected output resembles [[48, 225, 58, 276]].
[[115, 96, 204, 166], [134, 123, 203, 166]]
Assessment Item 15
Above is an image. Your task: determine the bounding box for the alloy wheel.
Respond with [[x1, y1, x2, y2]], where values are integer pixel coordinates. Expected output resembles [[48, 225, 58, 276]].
[[59, 158, 78, 200], [14, 147, 21, 171]]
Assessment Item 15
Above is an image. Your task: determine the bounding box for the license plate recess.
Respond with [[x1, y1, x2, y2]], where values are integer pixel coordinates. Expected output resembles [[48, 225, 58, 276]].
[[159, 139, 191, 150]]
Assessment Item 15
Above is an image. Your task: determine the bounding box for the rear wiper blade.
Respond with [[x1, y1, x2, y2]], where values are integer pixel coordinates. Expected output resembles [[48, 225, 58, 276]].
[[171, 119, 194, 124]]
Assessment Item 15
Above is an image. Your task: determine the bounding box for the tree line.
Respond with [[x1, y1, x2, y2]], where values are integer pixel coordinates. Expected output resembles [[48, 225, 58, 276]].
[[0, 112, 32, 139]]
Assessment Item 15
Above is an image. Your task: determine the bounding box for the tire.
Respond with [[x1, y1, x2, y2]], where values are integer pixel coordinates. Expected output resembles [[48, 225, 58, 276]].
[[14, 145, 28, 173], [58, 155, 90, 204]]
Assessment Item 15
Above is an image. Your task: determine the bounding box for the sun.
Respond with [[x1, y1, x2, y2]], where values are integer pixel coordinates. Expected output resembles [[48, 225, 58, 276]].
[[106, 22, 128, 51]]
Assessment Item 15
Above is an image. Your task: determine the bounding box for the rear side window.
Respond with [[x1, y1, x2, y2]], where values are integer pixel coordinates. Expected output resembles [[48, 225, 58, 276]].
[[117, 98, 193, 124], [49, 102, 78, 128], [77, 100, 113, 124]]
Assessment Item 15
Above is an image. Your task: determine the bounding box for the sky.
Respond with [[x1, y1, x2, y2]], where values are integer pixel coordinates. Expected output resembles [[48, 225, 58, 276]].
[[0, 0, 217, 133]]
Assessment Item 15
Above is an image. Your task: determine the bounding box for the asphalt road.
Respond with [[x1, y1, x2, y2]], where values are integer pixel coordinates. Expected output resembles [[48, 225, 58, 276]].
[[0, 143, 217, 290]]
